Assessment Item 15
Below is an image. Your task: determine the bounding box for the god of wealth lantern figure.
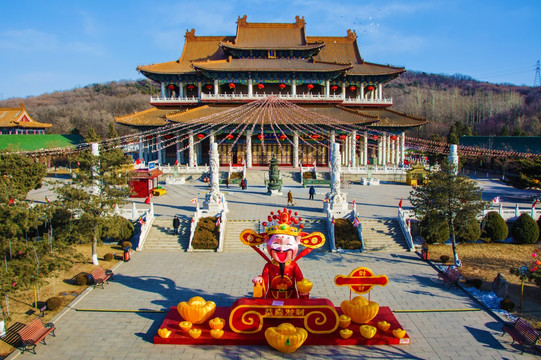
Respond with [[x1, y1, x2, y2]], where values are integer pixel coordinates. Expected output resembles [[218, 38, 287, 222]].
[[240, 208, 325, 299]]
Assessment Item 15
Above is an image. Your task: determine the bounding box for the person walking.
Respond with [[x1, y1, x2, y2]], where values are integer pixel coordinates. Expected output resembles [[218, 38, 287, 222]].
[[241, 178, 246, 190], [172, 215, 180, 235], [287, 190, 294, 206], [225, 177, 229, 188], [309, 186, 315, 200]]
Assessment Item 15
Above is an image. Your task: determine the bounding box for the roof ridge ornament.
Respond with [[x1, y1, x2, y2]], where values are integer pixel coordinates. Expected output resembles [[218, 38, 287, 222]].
[[185, 29, 196, 41], [295, 16, 305, 28], [237, 15, 248, 26], [346, 29, 357, 41]]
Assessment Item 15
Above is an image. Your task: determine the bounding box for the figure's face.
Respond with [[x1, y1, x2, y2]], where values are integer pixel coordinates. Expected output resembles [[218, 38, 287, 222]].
[[267, 234, 299, 263]]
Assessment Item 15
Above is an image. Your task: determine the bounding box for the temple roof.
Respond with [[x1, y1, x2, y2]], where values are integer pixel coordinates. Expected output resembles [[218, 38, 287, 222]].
[[192, 58, 353, 73], [220, 15, 317, 50], [345, 108, 428, 129], [115, 108, 176, 127], [0, 105, 52, 129]]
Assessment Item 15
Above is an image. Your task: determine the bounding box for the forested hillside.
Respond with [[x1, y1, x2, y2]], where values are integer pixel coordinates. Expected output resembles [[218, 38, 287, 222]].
[[1, 72, 540, 139]]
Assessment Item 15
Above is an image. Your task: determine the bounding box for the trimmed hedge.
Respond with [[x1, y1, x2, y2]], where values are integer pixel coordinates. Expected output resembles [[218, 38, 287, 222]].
[[511, 213, 539, 244], [481, 211, 508, 242], [334, 218, 362, 250], [420, 211, 449, 244], [192, 217, 219, 250]]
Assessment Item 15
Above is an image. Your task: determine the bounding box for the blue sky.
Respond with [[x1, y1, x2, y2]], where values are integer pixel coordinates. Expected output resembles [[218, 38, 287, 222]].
[[1, 0, 540, 99]]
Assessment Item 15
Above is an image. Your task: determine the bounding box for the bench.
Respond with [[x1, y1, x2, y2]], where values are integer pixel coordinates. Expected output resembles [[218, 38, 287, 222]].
[[502, 317, 540, 354], [437, 267, 461, 288], [90, 266, 114, 289], [17, 317, 55, 354]]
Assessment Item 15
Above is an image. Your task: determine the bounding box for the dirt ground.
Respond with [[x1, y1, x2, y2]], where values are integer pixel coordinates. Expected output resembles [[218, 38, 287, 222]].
[[0, 243, 122, 357], [427, 243, 541, 329]]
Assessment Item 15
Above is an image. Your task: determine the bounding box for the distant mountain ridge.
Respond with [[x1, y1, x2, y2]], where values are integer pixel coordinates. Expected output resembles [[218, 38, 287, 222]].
[[0, 73, 539, 139]]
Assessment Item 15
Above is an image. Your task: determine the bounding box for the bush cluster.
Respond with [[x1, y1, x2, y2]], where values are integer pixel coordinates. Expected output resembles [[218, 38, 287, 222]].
[[420, 211, 449, 244], [334, 219, 362, 250], [75, 272, 90, 286], [46, 296, 62, 310], [511, 213, 539, 244], [481, 211, 508, 242], [192, 217, 219, 250], [104, 253, 114, 261]]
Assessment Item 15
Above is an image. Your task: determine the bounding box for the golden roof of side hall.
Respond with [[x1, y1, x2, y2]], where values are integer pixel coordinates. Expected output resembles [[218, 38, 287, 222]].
[[345, 108, 428, 129], [114, 108, 177, 127], [0, 104, 52, 129], [192, 58, 353, 73]]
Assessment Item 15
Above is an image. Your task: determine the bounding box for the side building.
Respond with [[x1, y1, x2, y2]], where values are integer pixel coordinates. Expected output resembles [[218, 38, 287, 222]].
[[116, 16, 427, 167]]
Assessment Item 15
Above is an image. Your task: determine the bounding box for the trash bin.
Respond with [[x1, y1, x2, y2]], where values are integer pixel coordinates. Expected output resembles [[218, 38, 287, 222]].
[[123, 247, 131, 262], [421, 246, 429, 261]]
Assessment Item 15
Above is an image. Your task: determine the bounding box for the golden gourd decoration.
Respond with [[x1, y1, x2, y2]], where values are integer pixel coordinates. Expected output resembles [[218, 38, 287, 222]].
[[177, 296, 216, 324], [340, 296, 379, 324], [265, 323, 308, 353]]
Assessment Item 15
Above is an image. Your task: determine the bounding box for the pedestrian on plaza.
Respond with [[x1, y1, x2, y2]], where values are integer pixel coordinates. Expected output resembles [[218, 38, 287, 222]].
[[309, 186, 315, 200], [225, 177, 229, 188], [287, 190, 294, 206], [241, 179, 246, 190], [172, 215, 180, 235]]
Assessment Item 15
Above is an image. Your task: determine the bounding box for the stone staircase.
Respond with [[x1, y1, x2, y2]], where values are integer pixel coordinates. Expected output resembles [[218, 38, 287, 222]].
[[142, 218, 190, 251], [301, 219, 331, 252], [360, 219, 409, 252], [223, 219, 262, 252]]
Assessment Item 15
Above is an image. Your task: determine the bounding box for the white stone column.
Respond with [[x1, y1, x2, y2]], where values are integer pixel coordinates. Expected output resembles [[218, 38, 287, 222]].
[[292, 80, 296, 96], [209, 131, 215, 144], [157, 136, 163, 164], [176, 135, 181, 164], [378, 84, 382, 100], [324, 142, 348, 214], [341, 84, 346, 100], [363, 131, 368, 165], [246, 130, 253, 168], [360, 83, 364, 100], [377, 136, 382, 165], [214, 79, 219, 96], [160, 82, 165, 98], [325, 80, 330, 98], [391, 136, 396, 165], [400, 133, 406, 164], [351, 130, 357, 167], [293, 132, 299, 168], [189, 131, 195, 167], [330, 130, 336, 144], [197, 81, 202, 99], [178, 81, 184, 98], [248, 78, 253, 98], [204, 142, 227, 213], [138, 135, 143, 162]]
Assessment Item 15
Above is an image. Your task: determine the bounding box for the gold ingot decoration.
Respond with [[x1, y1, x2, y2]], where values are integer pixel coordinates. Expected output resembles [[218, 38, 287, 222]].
[[377, 321, 390, 331], [359, 325, 377, 339], [339, 328, 353, 339], [210, 329, 224, 339], [264, 323, 308, 353], [177, 296, 216, 324], [393, 328, 406, 339], [340, 296, 379, 324], [338, 314, 352, 328], [209, 317, 225, 330], [157, 328, 172, 338], [296, 278, 313, 294], [189, 328, 202, 339], [179, 321, 193, 332]]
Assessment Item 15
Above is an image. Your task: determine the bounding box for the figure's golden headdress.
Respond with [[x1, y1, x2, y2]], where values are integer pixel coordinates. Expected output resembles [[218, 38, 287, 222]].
[[264, 208, 303, 236]]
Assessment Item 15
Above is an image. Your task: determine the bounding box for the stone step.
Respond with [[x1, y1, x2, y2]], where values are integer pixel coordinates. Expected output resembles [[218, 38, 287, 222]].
[[143, 218, 190, 251], [360, 219, 409, 252]]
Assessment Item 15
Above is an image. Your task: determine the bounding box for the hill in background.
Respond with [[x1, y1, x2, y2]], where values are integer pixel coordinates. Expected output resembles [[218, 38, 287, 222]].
[[0, 73, 539, 139]]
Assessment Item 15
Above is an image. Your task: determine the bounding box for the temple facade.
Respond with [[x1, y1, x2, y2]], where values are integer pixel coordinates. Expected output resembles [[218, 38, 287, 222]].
[[116, 16, 427, 167], [0, 104, 51, 135]]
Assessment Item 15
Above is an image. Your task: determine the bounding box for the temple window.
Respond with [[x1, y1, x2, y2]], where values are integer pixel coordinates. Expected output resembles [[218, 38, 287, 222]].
[[268, 50, 276, 59]]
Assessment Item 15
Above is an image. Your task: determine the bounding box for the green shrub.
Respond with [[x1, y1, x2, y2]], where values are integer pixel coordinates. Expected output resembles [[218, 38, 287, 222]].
[[102, 215, 135, 242], [440, 255, 450, 263], [75, 272, 90, 286], [46, 296, 62, 310], [192, 217, 219, 250], [454, 213, 481, 242], [512, 213, 539, 244], [481, 211, 508, 242], [121, 241, 132, 249], [104, 253, 114, 261], [334, 218, 362, 250], [419, 211, 449, 244]]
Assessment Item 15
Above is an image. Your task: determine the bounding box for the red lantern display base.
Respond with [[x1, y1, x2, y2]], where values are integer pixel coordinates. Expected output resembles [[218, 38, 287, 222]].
[[153, 304, 409, 346]]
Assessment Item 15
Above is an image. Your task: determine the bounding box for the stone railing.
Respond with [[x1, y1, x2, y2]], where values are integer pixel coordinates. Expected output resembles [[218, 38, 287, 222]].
[[397, 208, 415, 251], [483, 205, 541, 222], [187, 198, 227, 252]]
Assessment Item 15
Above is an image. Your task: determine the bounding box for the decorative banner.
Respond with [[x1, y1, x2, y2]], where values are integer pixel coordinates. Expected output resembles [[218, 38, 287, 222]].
[[334, 267, 388, 294]]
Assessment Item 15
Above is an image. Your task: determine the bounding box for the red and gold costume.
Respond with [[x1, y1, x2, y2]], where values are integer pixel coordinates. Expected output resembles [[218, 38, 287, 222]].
[[240, 207, 325, 299]]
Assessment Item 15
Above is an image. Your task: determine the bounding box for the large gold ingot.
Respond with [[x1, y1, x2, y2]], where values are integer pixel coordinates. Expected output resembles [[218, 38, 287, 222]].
[[177, 296, 216, 324], [265, 323, 308, 353], [340, 296, 379, 324], [296, 278, 313, 294]]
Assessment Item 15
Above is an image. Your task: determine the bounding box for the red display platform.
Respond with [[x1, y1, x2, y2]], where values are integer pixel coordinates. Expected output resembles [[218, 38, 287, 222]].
[[154, 305, 410, 346]]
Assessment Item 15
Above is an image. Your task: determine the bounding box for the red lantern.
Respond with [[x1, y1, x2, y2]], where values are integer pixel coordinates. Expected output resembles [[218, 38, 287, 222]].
[[164, 134, 172, 140], [390, 135, 397, 140], [348, 85, 356, 91], [196, 133, 205, 139], [339, 135, 347, 140], [372, 135, 379, 140], [168, 84, 175, 90], [206, 84, 213, 90], [331, 85, 338, 91], [307, 84, 314, 90], [187, 85, 195, 90], [257, 134, 264, 140], [279, 134, 287, 140], [311, 134, 319, 139], [366, 85, 375, 91], [279, 83, 286, 89], [226, 134, 234, 139], [228, 83, 235, 89], [257, 83, 264, 89], [356, 135, 360, 140]]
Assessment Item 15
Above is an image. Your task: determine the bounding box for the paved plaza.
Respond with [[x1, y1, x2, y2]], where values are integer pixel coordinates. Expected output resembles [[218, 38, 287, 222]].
[[15, 170, 540, 359]]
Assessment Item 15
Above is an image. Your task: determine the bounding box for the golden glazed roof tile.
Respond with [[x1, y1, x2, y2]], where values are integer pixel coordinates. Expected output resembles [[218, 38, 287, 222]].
[[0, 105, 52, 128], [114, 108, 174, 127], [192, 58, 352, 72], [344, 108, 428, 128]]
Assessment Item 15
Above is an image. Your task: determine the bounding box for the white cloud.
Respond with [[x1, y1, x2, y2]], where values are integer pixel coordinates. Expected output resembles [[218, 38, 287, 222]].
[[0, 29, 58, 53]]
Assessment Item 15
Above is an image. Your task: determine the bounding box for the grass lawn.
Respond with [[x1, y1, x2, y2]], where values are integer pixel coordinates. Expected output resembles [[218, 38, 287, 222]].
[[427, 243, 541, 329], [0, 243, 122, 357]]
